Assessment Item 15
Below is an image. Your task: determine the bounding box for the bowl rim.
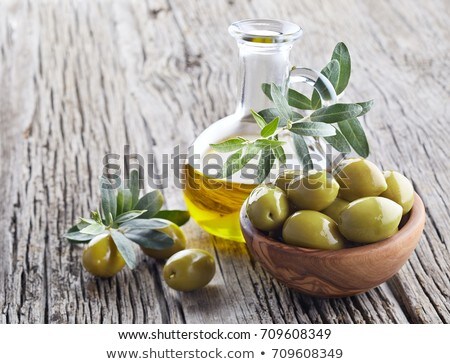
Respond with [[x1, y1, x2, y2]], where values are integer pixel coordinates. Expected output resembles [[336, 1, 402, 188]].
[[240, 192, 425, 258]]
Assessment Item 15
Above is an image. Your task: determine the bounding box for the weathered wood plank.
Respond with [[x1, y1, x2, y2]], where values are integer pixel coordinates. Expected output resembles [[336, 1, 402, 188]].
[[0, 0, 448, 324]]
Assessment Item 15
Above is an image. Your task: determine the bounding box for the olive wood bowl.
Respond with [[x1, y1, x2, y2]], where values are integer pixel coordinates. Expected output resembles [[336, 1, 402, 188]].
[[240, 193, 425, 298]]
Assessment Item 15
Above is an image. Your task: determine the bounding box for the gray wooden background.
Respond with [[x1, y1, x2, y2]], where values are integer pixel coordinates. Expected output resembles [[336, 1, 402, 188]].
[[0, 0, 449, 324]]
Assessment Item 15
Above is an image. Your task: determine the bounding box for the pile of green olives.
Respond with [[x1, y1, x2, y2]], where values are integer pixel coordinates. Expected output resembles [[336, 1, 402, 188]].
[[245, 158, 415, 250], [82, 220, 215, 291]]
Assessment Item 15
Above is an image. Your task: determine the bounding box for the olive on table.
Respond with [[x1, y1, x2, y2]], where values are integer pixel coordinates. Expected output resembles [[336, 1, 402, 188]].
[[287, 170, 339, 211], [334, 158, 387, 201], [282, 210, 346, 250], [246, 185, 289, 231], [321, 197, 349, 222], [141, 220, 186, 259], [380, 171, 414, 215], [82, 233, 125, 278], [274, 169, 302, 191], [338, 196, 402, 243], [163, 249, 216, 291]]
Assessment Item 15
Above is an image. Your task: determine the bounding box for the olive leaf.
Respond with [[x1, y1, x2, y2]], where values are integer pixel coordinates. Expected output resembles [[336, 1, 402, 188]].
[[262, 83, 312, 110], [114, 210, 147, 224], [239, 144, 261, 167], [78, 218, 96, 228], [222, 149, 244, 178], [270, 83, 293, 121], [121, 189, 133, 214], [311, 59, 340, 109], [273, 144, 286, 164], [357, 100, 374, 116], [110, 230, 137, 269], [79, 223, 105, 235], [129, 169, 140, 208], [332, 42, 351, 95], [90, 211, 103, 224], [258, 108, 303, 127], [154, 210, 190, 226], [64, 224, 93, 244], [324, 126, 351, 153], [290, 121, 336, 137], [210, 137, 248, 152], [116, 187, 125, 216], [120, 218, 170, 230], [135, 190, 164, 219], [288, 88, 312, 110], [338, 118, 370, 157], [321, 59, 340, 90], [257, 148, 275, 183], [221, 142, 268, 179], [260, 117, 279, 137], [64, 231, 93, 243], [250, 109, 267, 129], [310, 103, 363, 123], [120, 218, 174, 250], [123, 230, 174, 250], [254, 139, 285, 148], [292, 134, 313, 171], [100, 176, 117, 225]]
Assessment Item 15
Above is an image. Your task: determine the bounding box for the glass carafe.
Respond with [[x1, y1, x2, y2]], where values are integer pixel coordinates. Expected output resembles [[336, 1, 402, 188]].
[[183, 19, 336, 242]]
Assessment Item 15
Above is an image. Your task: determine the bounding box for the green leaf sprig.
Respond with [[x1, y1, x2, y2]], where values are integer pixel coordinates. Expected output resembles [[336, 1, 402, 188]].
[[210, 42, 373, 181], [64, 170, 190, 269]]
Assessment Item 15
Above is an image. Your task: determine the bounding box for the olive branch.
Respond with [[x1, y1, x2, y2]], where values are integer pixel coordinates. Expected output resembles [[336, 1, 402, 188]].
[[64, 170, 190, 269], [210, 42, 373, 183]]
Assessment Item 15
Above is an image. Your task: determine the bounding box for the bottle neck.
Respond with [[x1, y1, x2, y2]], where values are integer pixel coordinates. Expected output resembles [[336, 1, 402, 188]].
[[235, 43, 292, 118]]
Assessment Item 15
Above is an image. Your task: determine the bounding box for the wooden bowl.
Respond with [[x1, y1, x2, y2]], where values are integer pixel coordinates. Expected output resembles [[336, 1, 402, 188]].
[[240, 193, 426, 298]]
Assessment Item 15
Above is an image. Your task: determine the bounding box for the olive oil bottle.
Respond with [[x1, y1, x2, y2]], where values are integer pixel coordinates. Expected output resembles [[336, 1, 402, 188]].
[[184, 19, 335, 242]]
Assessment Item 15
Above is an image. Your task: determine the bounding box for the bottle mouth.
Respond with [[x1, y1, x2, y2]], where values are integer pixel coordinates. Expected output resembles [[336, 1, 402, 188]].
[[229, 19, 302, 44]]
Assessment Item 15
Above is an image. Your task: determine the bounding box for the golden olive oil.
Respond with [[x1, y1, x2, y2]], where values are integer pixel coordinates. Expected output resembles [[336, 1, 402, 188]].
[[183, 164, 257, 242]]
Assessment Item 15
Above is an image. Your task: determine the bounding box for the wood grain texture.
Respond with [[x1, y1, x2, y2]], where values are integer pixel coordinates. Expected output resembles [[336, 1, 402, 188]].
[[241, 193, 426, 298], [0, 0, 449, 323]]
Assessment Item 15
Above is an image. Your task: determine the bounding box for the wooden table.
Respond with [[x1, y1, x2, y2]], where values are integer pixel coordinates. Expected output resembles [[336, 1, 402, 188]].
[[1, 0, 449, 324]]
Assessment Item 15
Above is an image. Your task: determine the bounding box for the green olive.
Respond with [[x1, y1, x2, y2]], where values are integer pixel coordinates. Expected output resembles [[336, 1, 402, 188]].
[[338, 196, 402, 243], [163, 249, 216, 291], [274, 169, 302, 191], [380, 171, 414, 215], [334, 158, 387, 201], [246, 185, 289, 231], [321, 198, 349, 222], [141, 220, 186, 259], [82, 233, 125, 278], [282, 210, 346, 250], [287, 170, 339, 211]]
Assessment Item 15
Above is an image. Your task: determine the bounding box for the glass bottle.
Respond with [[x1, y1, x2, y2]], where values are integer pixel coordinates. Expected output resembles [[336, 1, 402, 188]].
[[183, 19, 336, 242]]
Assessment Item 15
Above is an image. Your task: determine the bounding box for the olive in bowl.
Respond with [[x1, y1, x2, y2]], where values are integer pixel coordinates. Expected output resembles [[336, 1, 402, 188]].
[[240, 158, 425, 297], [274, 169, 302, 191], [321, 197, 349, 222], [334, 158, 387, 201], [287, 170, 339, 211], [246, 185, 289, 232], [282, 210, 346, 250], [338, 196, 403, 243], [240, 193, 425, 297], [380, 171, 414, 215]]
